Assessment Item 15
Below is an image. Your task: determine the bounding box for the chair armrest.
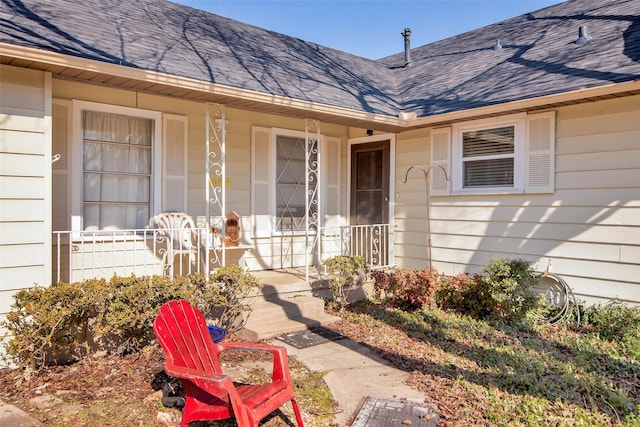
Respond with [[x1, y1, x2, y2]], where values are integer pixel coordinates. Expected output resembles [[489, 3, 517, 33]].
[[164, 362, 230, 383], [219, 341, 286, 354], [219, 342, 292, 382]]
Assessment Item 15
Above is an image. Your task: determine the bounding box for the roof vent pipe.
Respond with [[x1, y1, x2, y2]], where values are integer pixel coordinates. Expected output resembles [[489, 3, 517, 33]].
[[402, 28, 412, 67], [575, 25, 591, 46]]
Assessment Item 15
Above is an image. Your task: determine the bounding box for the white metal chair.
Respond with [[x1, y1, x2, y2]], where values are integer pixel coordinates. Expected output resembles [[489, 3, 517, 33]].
[[151, 212, 201, 276]]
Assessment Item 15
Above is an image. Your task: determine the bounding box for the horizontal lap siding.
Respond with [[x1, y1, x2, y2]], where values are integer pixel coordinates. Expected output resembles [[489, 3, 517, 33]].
[[0, 65, 51, 365], [394, 96, 640, 305], [394, 133, 432, 268]]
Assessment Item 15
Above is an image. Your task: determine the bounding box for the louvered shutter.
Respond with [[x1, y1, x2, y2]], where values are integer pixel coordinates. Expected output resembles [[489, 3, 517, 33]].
[[322, 136, 341, 229], [162, 115, 188, 212], [430, 128, 451, 196], [52, 100, 71, 231], [525, 112, 555, 193], [251, 127, 272, 238]]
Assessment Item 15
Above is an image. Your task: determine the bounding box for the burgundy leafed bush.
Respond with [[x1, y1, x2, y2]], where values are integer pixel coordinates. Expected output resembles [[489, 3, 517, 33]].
[[371, 268, 440, 311]]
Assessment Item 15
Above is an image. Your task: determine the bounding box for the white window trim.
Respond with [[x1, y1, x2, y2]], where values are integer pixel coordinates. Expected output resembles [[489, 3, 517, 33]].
[[70, 100, 162, 233], [270, 127, 322, 236], [451, 113, 526, 194]]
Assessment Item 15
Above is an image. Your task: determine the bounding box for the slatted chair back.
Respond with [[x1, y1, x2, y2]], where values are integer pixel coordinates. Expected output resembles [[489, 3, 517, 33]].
[[151, 212, 197, 251]]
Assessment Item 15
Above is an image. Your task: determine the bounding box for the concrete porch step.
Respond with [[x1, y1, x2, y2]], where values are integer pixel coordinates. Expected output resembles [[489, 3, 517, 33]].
[[238, 296, 341, 341], [236, 269, 338, 341]]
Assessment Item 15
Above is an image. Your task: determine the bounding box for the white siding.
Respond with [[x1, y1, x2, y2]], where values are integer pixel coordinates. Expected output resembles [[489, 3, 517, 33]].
[[395, 96, 640, 305], [0, 65, 52, 365]]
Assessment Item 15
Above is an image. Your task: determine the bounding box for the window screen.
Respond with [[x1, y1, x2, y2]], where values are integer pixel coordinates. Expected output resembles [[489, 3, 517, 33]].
[[462, 126, 514, 187]]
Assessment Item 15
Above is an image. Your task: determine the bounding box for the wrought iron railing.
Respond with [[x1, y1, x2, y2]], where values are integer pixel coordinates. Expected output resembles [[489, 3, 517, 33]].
[[318, 224, 393, 270]]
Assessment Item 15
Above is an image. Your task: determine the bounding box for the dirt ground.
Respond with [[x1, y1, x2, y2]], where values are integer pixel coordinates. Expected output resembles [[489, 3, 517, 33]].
[[0, 336, 325, 427]]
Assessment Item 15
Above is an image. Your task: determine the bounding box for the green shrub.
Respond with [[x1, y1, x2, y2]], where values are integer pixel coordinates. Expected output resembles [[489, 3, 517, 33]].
[[96, 275, 192, 353], [323, 255, 368, 310], [581, 301, 640, 344], [2, 270, 261, 369], [193, 265, 262, 330], [434, 259, 541, 320], [371, 268, 439, 311], [472, 258, 540, 320], [435, 273, 478, 312], [4, 281, 98, 369]]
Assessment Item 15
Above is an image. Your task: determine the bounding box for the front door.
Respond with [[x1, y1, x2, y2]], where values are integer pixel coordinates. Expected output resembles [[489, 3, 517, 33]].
[[350, 141, 390, 225], [350, 141, 390, 266]]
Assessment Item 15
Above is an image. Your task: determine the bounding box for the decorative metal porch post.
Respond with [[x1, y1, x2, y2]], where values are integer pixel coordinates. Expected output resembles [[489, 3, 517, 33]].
[[305, 119, 320, 283], [206, 103, 226, 272]]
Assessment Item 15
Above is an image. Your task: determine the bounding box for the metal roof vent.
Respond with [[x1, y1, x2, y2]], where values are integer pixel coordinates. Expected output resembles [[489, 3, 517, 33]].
[[575, 25, 591, 46], [493, 38, 503, 51], [401, 28, 412, 67]]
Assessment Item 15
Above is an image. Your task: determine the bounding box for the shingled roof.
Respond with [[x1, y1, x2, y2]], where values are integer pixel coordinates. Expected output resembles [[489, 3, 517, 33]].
[[0, 0, 402, 116], [383, 0, 640, 117], [1, 0, 639, 123]]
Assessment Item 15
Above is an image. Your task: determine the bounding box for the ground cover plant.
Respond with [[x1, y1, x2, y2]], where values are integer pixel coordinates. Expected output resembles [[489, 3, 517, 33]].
[[329, 301, 640, 426], [328, 257, 640, 427]]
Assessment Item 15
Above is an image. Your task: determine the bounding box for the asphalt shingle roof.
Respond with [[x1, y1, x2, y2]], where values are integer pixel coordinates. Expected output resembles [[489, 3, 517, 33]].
[[1, 0, 639, 119], [382, 0, 640, 116]]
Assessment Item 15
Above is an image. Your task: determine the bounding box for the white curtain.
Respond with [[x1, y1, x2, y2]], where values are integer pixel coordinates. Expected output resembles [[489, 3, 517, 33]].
[[82, 111, 152, 230]]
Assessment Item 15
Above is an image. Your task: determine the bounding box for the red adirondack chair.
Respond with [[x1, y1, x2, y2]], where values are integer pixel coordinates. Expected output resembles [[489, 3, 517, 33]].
[[153, 300, 304, 427]]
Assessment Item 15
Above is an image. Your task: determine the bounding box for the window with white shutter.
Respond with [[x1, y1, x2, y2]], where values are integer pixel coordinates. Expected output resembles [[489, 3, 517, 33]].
[[450, 113, 553, 195], [251, 126, 339, 237]]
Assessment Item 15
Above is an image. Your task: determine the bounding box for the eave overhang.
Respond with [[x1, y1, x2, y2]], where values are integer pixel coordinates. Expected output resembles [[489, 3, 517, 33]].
[[0, 43, 406, 132], [2, 43, 640, 133]]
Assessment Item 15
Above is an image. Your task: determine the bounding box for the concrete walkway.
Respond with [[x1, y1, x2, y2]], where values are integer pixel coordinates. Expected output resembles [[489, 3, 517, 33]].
[[0, 398, 42, 426], [275, 335, 427, 426]]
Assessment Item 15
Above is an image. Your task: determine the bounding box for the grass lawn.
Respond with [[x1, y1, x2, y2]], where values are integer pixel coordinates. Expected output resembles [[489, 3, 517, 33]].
[[329, 300, 640, 426]]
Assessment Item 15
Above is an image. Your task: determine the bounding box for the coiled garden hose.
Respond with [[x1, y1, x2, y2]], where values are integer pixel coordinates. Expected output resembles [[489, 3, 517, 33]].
[[537, 272, 580, 326]]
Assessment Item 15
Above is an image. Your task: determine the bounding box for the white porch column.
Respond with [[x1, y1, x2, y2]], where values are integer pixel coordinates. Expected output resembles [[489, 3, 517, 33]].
[[305, 119, 320, 282], [206, 103, 226, 270]]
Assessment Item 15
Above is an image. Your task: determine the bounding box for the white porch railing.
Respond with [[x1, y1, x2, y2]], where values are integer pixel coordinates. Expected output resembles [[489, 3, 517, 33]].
[[52, 228, 218, 284], [52, 224, 393, 284], [318, 224, 393, 270]]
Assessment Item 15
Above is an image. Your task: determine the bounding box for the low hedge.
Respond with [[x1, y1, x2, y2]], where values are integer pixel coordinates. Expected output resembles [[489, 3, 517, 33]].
[[2, 266, 261, 369]]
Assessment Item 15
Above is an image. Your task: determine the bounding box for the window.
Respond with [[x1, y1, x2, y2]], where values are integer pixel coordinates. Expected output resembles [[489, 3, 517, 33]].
[[82, 111, 153, 230], [462, 125, 515, 188], [252, 126, 339, 238], [275, 134, 317, 232], [452, 115, 525, 194], [437, 112, 555, 195], [71, 101, 164, 231]]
